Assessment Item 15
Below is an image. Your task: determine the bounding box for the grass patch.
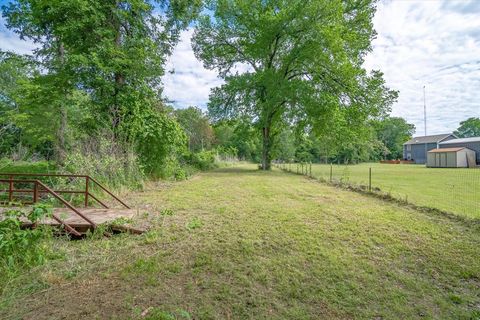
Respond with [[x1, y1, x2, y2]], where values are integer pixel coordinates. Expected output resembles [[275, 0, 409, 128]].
[[0, 159, 56, 174], [301, 162, 480, 219], [0, 164, 479, 319]]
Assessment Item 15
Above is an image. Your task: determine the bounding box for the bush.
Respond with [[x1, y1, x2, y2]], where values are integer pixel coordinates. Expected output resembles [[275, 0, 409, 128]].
[[133, 110, 187, 179], [188, 150, 217, 171], [0, 204, 58, 288]]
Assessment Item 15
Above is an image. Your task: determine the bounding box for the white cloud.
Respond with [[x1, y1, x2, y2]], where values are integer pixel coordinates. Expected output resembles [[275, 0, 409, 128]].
[[364, 0, 480, 135], [0, 16, 37, 54], [162, 29, 223, 109]]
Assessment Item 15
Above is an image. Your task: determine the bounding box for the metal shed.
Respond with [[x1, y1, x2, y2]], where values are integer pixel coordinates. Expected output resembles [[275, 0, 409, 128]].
[[439, 136, 480, 164], [427, 147, 476, 168]]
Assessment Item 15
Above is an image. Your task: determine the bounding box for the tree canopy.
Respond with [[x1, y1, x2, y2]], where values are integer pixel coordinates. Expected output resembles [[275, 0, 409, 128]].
[[193, 0, 397, 169], [454, 117, 480, 138], [373, 117, 415, 160]]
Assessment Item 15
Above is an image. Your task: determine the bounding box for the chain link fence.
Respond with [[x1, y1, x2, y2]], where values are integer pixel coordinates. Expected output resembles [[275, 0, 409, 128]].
[[274, 162, 480, 220]]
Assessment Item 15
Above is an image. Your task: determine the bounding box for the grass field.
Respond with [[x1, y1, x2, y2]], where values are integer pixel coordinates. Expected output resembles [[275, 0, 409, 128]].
[[1, 164, 479, 319], [297, 163, 480, 219]]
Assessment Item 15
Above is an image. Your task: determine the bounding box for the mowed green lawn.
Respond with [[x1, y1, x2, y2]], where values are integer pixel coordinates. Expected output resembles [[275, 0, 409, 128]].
[[1, 164, 479, 319], [305, 163, 480, 219]]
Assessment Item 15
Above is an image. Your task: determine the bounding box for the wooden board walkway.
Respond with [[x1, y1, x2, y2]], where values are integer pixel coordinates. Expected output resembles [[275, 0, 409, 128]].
[[0, 207, 144, 235]]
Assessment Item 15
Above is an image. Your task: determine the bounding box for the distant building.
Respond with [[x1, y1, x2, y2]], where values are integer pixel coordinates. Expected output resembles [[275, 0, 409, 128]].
[[403, 133, 457, 164], [439, 137, 480, 164]]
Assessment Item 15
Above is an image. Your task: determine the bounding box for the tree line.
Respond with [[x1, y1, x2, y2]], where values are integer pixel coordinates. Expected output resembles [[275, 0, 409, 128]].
[[1, 0, 476, 178], [0, 0, 202, 178]]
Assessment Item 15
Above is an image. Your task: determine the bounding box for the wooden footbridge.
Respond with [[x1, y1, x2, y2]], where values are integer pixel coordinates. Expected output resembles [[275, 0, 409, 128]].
[[0, 173, 142, 236]]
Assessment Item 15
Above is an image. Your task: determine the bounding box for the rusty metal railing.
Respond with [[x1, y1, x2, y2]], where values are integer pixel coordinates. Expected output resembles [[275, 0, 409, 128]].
[[0, 178, 90, 236], [0, 173, 130, 209]]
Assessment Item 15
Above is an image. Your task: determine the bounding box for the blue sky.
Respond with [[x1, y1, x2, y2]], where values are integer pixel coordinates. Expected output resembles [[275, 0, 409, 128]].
[[1, 0, 480, 136]]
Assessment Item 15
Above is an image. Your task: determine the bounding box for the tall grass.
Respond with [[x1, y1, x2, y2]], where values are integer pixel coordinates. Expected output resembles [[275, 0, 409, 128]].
[[0, 205, 60, 295], [63, 135, 145, 191]]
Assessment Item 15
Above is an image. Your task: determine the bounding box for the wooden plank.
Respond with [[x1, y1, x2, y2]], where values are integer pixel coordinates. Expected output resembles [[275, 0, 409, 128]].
[[0, 207, 141, 232]]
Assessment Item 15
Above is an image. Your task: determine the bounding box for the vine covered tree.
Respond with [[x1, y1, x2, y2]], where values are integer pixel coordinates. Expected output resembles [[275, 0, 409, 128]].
[[193, 0, 397, 170]]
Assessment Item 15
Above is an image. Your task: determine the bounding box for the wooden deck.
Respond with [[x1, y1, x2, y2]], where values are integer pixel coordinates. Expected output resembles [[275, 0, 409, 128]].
[[0, 207, 144, 234]]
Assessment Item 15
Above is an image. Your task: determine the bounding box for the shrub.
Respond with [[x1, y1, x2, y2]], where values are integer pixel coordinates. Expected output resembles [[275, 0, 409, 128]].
[[133, 110, 188, 179], [188, 150, 217, 171], [0, 204, 58, 288]]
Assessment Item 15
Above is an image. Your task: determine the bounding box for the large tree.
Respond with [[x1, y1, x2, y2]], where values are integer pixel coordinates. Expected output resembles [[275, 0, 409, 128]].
[[193, 0, 397, 170], [2, 0, 200, 166], [373, 116, 415, 160], [454, 117, 480, 138]]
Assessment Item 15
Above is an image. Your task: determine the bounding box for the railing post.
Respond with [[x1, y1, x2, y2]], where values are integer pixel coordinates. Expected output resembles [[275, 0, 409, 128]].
[[33, 180, 38, 203], [85, 176, 89, 208], [330, 164, 333, 182], [8, 175, 13, 203], [309, 162, 312, 177]]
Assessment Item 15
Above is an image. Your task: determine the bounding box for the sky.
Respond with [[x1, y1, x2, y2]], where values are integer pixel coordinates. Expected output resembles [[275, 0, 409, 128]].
[[1, 0, 480, 136]]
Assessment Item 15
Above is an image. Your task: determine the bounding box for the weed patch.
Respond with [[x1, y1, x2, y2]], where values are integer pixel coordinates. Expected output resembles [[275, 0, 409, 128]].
[[0, 204, 62, 293]]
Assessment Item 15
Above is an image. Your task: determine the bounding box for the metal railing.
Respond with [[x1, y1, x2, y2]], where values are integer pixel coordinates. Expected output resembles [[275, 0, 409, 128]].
[[0, 173, 129, 209], [0, 173, 130, 236]]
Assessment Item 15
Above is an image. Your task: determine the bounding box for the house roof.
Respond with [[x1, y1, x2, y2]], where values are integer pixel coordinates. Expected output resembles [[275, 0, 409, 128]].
[[439, 137, 480, 144], [403, 133, 454, 145], [428, 148, 466, 153]]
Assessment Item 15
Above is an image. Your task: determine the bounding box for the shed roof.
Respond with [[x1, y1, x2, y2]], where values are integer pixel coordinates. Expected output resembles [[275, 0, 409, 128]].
[[404, 133, 454, 145], [439, 136, 480, 144], [428, 148, 465, 153]]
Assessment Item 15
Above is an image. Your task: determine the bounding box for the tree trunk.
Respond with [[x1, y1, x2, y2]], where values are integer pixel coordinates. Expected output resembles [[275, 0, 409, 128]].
[[261, 126, 272, 170], [56, 41, 67, 165]]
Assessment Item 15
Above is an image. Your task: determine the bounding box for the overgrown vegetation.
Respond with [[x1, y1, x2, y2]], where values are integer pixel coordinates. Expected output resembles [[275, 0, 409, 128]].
[[0, 0, 206, 182], [0, 204, 58, 291]]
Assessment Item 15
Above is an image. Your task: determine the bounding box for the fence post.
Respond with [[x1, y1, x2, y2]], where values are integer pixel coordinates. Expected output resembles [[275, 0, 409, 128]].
[[85, 176, 89, 207], [8, 175, 13, 203], [33, 180, 38, 203], [329, 164, 333, 182], [369, 167, 372, 192], [309, 162, 312, 177]]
